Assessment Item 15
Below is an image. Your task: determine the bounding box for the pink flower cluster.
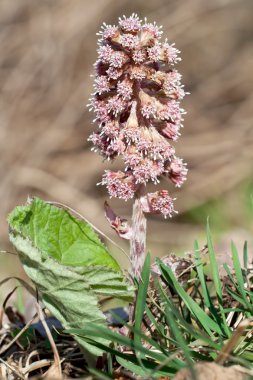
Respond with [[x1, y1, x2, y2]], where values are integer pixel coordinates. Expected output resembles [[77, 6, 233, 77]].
[[88, 14, 187, 218]]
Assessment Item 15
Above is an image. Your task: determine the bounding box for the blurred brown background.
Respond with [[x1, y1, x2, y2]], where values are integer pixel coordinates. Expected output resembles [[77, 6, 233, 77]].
[[0, 0, 253, 295]]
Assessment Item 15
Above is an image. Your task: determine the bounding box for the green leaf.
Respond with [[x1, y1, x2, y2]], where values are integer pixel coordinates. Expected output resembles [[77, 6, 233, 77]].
[[8, 198, 134, 355], [8, 197, 120, 270]]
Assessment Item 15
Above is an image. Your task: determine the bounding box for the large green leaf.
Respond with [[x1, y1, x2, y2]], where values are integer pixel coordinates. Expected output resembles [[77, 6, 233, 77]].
[[8, 197, 133, 355], [8, 197, 120, 270]]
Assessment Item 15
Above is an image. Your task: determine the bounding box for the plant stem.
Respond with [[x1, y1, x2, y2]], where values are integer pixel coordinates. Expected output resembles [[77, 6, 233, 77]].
[[130, 184, 147, 281]]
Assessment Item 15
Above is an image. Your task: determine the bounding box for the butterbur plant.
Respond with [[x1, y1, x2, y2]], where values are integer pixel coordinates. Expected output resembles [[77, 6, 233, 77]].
[[4, 14, 188, 364], [3, 12, 253, 380], [88, 13, 187, 278]]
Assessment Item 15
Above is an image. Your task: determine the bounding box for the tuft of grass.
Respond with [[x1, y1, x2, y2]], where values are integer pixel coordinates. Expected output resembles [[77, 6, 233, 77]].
[[69, 226, 253, 379]]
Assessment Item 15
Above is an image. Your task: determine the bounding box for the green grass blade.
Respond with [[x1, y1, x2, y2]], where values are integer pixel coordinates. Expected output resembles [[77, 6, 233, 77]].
[[223, 263, 238, 288], [223, 262, 252, 316], [226, 288, 249, 308], [223, 308, 245, 313], [194, 241, 222, 326], [206, 221, 222, 302], [69, 327, 184, 374], [164, 305, 196, 378], [109, 312, 169, 357], [231, 241, 253, 312], [145, 305, 169, 341], [243, 241, 249, 287], [158, 260, 223, 336], [157, 280, 221, 351], [243, 241, 248, 271], [116, 357, 151, 378], [107, 353, 113, 376], [194, 240, 210, 307], [134, 252, 150, 353], [67, 324, 167, 363], [116, 356, 178, 378], [223, 264, 247, 303], [89, 368, 113, 380], [206, 221, 231, 337]]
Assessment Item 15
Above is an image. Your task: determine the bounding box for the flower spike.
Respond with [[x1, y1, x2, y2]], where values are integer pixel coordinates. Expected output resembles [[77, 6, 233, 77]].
[[88, 14, 188, 278]]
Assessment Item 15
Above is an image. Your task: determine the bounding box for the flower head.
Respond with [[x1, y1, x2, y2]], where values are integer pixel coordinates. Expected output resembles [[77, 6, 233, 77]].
[[119, 14, 142, 33], [100, 170, 137, 201], [165, 157, 188, 187], [89, 14, 187, 217], [140, 190, 177, 218]]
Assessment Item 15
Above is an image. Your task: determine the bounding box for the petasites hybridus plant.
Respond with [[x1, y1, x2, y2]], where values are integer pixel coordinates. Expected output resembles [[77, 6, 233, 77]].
[[88, 14, 187, 278]]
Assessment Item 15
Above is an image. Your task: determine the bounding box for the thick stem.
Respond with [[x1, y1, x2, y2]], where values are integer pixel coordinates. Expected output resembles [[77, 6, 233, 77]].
[[130, 185, 147, 281]]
